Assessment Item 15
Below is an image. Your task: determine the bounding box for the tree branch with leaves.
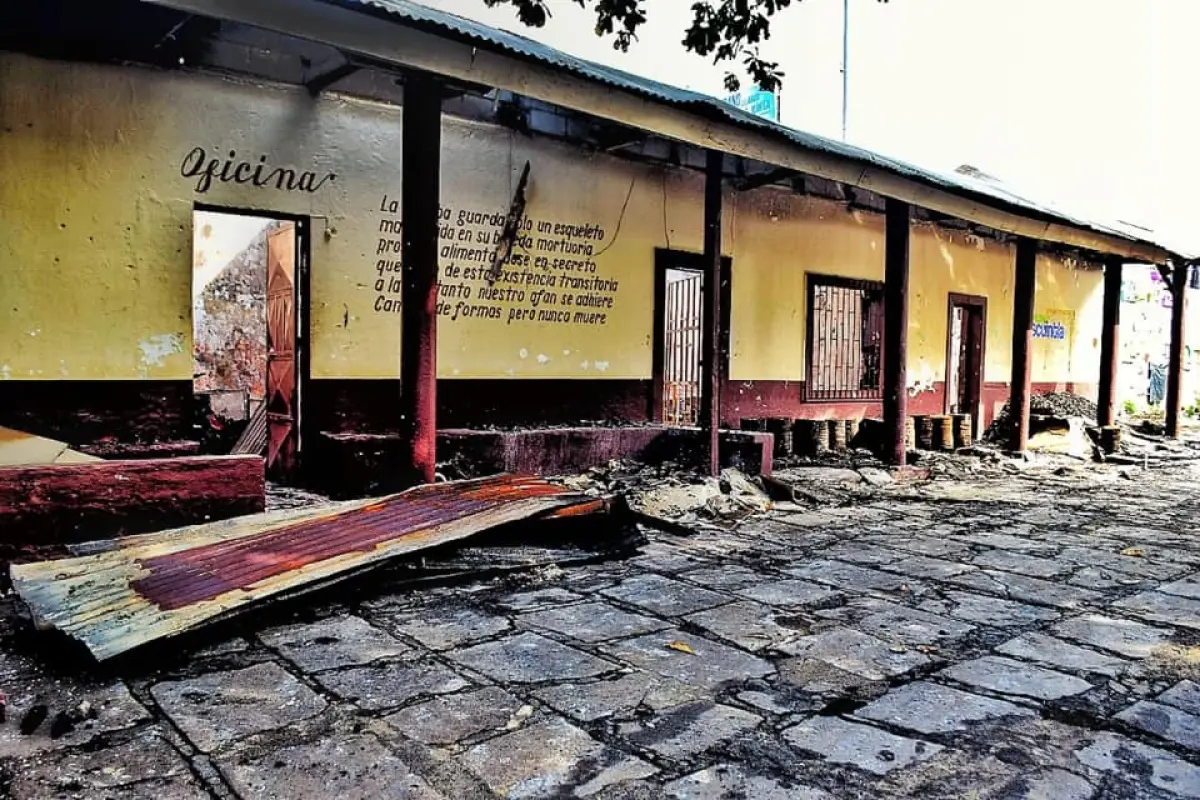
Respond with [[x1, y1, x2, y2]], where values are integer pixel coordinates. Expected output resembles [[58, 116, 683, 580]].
[[481, 0, 889, 91]]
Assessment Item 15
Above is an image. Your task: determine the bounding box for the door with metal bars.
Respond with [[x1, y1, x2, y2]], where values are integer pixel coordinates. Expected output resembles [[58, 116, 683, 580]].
[[661, 268, 705, 426]]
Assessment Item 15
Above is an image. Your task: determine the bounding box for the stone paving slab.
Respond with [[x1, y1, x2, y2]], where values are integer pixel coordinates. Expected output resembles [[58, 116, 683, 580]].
[[787, 560, 911, 592], [1053, 613, 1174, 659], [314, 658, 471, 711], [662, 764, 831, 799], [624, 700, 760, 758], [220, 734, 444, 799], [150, 662, 326, 753], [677, 564, 765, 590], [856, 682, 1036, 734], [520, 601, 669, 643], [733, 578, 842, 608], [918, 591, 1060, 628], [601, 628, 774, 690], [1117, 700, 1200, 750], [970, 549, 1073, 578], [778, 628, 929, 681], [258, 614, 412, 673], [884, 554, 977, 580], [460, 716, 656, 798], [1115, 591, 1200, 631], [1074, 731, 1200, 797], [684, 599, 804, 651], [378, 605, 513, 651], [600, 573, 732, 616], [948, 569, 1102, 610], [856, 603, 976, 646], [783, 716, 944, 775], [1160, 681, 1200, 716], [995, 632, 1129, 677], [940, 655, 1093, 700], [1160, 576, 1200, 601], [533, 672, 703, 721], [383, 686, 524, 745], [450, 632, 615, 684]]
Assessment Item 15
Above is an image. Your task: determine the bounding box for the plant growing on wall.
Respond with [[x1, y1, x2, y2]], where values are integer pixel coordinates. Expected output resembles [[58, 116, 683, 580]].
[[482, 0, 889, 91]]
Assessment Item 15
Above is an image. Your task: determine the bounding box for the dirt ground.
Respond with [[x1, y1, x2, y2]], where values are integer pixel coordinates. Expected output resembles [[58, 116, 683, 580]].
[[4, 453, 1200, 798]]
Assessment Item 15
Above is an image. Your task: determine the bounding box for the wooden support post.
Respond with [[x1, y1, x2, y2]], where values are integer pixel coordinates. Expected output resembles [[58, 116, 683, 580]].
[[1009, 237, 1038, 453], [1097, 259, 1123, 428], [400, 75, 442, 484], [700, 150, 724, 477], [1166, 262, 1188, 438], [882, 199, 911, 466]]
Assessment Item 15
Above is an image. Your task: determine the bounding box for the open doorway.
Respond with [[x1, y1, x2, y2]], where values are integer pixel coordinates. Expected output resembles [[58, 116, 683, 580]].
[[945, 293, 987, 432], [192, 208, 306, 481], [660, 267, 705, 426], [651, 249, 732, 427]]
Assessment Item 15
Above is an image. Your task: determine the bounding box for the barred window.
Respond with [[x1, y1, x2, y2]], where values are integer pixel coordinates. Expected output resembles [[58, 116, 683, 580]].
[[805, 274, 885, 401]]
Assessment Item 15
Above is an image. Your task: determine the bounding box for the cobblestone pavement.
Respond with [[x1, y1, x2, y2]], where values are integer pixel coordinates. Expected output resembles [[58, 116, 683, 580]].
[[6, 460, 1200, 798]]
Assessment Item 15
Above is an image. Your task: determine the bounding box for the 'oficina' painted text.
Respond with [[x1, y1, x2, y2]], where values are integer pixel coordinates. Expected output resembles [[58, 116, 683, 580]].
[[180, 148, 336, 194]]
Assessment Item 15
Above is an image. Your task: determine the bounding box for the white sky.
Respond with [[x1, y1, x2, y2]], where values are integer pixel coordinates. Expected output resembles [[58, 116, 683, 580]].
[[424, 0, 1199, 252]]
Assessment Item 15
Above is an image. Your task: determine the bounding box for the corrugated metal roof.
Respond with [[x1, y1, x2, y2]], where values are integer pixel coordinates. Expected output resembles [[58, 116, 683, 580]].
[[10, 473, 605, 661], [329, 0, 1190, 260]]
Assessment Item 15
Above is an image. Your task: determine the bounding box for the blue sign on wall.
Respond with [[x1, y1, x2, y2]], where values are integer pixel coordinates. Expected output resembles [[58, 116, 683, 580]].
[[724, 87, 780, 122]]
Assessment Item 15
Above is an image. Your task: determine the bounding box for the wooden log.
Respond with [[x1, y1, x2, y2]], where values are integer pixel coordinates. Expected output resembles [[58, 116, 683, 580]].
[[0, 455, 265, 552]]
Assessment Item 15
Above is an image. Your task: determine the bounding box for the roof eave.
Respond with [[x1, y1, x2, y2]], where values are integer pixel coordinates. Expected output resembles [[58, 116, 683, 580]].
[[140, 0, 1180, 264]]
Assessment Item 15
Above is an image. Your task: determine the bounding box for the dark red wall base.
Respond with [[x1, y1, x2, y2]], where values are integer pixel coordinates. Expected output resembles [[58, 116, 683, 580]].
[[308, 427, 772, 499], [0, 455, 265, 560], [0, 380, 192, 447], [0, 377, 1098, 470]]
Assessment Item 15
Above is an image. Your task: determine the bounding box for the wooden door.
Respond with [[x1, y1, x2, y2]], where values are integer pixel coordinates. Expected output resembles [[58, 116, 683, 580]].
[[265, 222, 297, 479], [946, 295, 987, 430]]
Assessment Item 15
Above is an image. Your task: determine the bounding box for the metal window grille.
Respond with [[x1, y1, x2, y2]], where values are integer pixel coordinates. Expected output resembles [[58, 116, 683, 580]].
[[805, 274, 885, 401]]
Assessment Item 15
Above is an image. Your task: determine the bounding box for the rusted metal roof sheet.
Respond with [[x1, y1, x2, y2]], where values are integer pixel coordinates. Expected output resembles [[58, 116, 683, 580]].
[[10, 474, 600, 662]]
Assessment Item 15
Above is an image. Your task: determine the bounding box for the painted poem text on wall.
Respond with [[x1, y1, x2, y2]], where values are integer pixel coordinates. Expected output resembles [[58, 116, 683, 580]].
[[371, 194, 619, 327]]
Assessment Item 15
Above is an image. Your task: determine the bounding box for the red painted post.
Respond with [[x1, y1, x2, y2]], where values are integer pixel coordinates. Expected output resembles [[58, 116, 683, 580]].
[[1097, 259, 1123, 428], [1009, 238, 1038, 452], [700, 150, 723, 476], [1166, 262, 1188, 438], [882, 199, 910, 466], [400, 75, 442, 484]]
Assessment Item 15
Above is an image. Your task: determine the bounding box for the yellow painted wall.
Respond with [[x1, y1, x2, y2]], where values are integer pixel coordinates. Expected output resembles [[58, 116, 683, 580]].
[[0, 52, 1104, 390], [729, 195, 1104, 390]]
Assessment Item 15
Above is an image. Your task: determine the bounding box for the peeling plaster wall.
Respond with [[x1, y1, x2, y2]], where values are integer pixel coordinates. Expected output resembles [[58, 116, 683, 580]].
[[0, 52, 1102, 409]]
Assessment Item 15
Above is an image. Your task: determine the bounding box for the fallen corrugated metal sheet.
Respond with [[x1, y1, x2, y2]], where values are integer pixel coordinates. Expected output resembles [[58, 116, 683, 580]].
[[0, 426, 101, 467], [10, 474, 601, 662]]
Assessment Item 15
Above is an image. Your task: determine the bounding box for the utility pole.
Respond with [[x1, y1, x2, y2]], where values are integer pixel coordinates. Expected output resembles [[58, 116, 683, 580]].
[[841, 0, 849, 140]]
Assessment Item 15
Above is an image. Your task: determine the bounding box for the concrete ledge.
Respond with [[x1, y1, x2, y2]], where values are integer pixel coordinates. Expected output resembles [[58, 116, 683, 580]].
[[310, 427, 773, 499], [0, 455, 265, 557]]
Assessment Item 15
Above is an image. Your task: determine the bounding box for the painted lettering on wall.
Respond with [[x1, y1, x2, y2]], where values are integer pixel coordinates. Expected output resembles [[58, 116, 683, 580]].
[[371, 194, 619, 327], [1032, 311, 1071, 341], [181, 147, 337, 194]]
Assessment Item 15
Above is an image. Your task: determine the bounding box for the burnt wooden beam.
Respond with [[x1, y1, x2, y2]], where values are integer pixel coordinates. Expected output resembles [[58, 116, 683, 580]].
[[1009, 238, 1038, 452], [736, 166, 798, 192], [304, 53, 359, 95], [882, 199, 911, 466], [1097, 259, 1123, 428], [0, 455, 264, 553], [1166, 262, 1188, 438], [700, 150, 724, 477], [399, 74, 443, 485]]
